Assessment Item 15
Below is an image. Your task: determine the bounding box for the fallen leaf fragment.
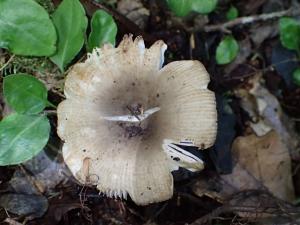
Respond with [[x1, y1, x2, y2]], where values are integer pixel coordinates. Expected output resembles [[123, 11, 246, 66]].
[[0, 193, 48, 218], [228, 131, 295, 202], [193, 131, 295, 204]]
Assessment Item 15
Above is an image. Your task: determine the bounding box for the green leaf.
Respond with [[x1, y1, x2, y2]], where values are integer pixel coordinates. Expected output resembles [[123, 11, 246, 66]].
[[0, 114, 50, 166], [87, 10, 117, 52], [216, 36, 239, 65], [191, 0, 218, 14], [0, 0, 57, 56], [292, 68, 300, 86], [279, 17, 300, 51], [50, 0, 88, 71], [166, 0, 217, 17], [226, 5, 238, 21], [166, 0, 192, 17], [3, 74, 48, 114]]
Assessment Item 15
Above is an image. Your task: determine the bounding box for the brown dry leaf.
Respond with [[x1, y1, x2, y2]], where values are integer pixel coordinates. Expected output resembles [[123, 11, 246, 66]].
[[225, 131, 295, 202], [235, 74, 299, 157], [193, 131, 295, 204], [117, 0, 149, 29]]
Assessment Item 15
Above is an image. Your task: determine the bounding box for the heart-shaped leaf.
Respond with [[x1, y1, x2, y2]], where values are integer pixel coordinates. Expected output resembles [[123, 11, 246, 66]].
[[87, 10, 117, 52], [0, 114, 50, 166], [50, 0, 88, 71], [216, 36, 239, 65], [3, 74, 48, 114], [279, 17, 300, 51], [0, 0, 57, 56]]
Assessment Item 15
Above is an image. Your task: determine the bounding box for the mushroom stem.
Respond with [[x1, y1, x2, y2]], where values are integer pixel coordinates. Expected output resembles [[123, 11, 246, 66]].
[[102, 107, 160, 122]]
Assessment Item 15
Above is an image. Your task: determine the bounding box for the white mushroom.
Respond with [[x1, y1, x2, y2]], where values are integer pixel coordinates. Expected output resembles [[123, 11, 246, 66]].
[[57, 35, 217, 205]]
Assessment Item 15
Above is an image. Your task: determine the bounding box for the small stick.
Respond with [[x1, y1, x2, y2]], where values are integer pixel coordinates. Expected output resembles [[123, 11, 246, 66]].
[[19, 165, 45, 194], [203, 8, 299, 33], [0, 54, 15, 72]]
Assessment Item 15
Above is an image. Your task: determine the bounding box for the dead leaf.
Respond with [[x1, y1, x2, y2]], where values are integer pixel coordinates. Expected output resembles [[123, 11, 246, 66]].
[[193, 131, 295, 205], [235, 74, 299, 157], [228, 131, 295, 202], [117, 0, 149, 29], [4, 218, 23, 225], [250, 23, 278, 47], [0, 194, 48, 218], [7, 133, 71, 195]]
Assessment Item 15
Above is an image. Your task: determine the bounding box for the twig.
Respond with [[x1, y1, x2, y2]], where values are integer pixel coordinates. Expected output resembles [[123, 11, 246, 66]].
[[189, 190, 300, 225], [19, 165, 45, 194], [203, 8, 300, 33], [43, 110, 57, 116], [0, 54, 15, 72]]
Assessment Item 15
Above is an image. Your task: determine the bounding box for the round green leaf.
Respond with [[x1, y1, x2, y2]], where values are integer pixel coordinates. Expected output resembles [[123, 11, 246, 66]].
[[191, 0, 218, 14], [226, 5, 238, 21], [0, 0, 57, 56], [50, 0, 88, 71], [279, 17, 300, 51], [4, 74, 48, 114], [166, 0, 217, 17], [87, 10, 117, 52], [216, 36, 239, 65], [166, 0, 192, 17], [0, 114, 50, 166], [292, 68, 300, 86]]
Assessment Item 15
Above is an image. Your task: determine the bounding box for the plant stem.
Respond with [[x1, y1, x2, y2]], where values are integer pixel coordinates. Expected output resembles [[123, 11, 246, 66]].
[[44, 110, 57, 116], [0, 54, 15, 72], [46, 101, 57, 109]]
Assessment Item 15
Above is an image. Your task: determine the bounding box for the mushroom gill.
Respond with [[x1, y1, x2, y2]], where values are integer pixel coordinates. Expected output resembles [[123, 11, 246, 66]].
[[57, 35, 217, 205]]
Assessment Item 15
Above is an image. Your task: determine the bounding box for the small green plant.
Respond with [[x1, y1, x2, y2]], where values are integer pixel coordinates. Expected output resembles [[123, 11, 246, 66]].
[[226, 5, 238, 21], [49, 0, 88, 72], [0, 0, 117, 71], [0, 0, 118, 165], [166, 0, 218, 17], [279, 17, 300, 86], [4, 74, 52, 114], [292, 68, 300, 86], [0, 74, 51, 165], [0, 0, 56, 56], [88, 10, 117, 52], [279, 17, 300, 52], [215, 36, 239, 65]]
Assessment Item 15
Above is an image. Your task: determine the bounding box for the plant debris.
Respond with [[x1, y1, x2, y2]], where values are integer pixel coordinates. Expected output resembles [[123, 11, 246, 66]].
[[1, 0, 300, 224]]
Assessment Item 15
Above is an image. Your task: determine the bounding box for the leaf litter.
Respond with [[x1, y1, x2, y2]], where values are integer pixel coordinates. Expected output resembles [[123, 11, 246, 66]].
[[1, 0, 300, 224]]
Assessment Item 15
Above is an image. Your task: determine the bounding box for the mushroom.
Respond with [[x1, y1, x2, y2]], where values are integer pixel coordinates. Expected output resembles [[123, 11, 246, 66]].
[[57, 35, 217, 205]]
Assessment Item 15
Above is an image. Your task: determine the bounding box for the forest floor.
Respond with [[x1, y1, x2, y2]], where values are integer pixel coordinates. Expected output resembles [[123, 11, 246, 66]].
[[1, 0, 300, 224]]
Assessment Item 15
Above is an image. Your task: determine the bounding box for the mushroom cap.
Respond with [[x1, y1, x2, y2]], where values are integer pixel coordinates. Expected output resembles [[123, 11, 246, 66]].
[[57, 35, 217, 205]]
